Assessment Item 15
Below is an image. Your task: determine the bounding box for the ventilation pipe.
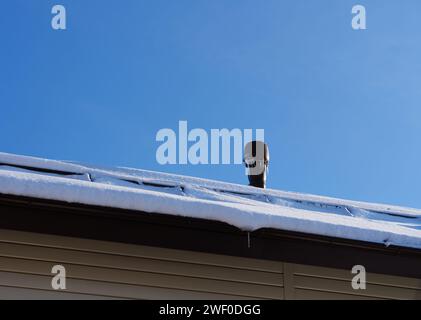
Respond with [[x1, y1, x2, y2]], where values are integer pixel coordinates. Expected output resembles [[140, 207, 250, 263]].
[[243, 141, 269, 188]]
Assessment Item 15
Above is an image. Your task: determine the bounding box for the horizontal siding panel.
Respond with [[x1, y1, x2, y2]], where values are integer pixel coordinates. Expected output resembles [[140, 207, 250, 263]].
[[294, 288, 384, 300], [0, 256, 283, 299], [0, 271, 256, 300], [294, 275, 421, 300], [292, 263, 421, 290], [0, 285, 120, 300], [0, 229, 283, 273], [2, 229, 420, 300], [0, 242, 283, 287]]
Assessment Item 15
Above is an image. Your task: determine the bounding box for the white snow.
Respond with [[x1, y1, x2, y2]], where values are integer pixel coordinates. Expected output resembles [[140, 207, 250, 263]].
[[1, 152, 421, 249]]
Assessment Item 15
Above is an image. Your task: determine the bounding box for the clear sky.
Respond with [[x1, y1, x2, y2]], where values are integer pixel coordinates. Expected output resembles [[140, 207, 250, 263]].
[[1, 1, 421, 208]]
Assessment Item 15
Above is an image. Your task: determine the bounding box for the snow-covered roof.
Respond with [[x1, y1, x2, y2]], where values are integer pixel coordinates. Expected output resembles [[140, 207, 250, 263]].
[[0, 152, 421, 250]]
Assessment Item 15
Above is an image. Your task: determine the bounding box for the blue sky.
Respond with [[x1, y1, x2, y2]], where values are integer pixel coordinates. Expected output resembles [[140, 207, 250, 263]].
[[1, 1, 421, 208]]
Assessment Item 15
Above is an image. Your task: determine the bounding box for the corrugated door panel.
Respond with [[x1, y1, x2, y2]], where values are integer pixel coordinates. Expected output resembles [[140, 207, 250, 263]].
[[0, 271, 256, 300], [0, 229, 283, 273], [0, 243, 282, 286], [294, 288, 384, 300], [0, 256, 283, 299]]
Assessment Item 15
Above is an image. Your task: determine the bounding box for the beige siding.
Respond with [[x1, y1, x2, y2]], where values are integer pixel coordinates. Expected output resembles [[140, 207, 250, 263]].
[[0, 229, 420, 299], [286, 263, 421, 300], [0, 229, 283, 299]]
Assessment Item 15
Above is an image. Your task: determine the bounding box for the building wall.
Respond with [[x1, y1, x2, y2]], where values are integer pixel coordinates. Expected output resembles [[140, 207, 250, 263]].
[[284, 263, 421, 300], [0, 229, 420, 300]]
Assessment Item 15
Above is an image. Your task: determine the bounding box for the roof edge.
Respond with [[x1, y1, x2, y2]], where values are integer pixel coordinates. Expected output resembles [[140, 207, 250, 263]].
[[1, 193, 420, 280]]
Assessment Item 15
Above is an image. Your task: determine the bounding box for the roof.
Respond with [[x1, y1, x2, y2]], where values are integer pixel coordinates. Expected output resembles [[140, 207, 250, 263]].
[[0, 152, 421, 250]]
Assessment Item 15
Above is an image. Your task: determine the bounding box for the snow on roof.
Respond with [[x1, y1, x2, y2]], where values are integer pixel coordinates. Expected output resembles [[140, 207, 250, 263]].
[[0, 152, 421, 250]]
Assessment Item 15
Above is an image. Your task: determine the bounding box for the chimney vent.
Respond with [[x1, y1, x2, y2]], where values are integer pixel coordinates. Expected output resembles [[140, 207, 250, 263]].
[[243, 141, 269, 188]]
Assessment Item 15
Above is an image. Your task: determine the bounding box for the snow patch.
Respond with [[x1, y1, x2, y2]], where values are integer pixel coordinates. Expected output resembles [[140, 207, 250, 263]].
[[0, 152, 421, 249]]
